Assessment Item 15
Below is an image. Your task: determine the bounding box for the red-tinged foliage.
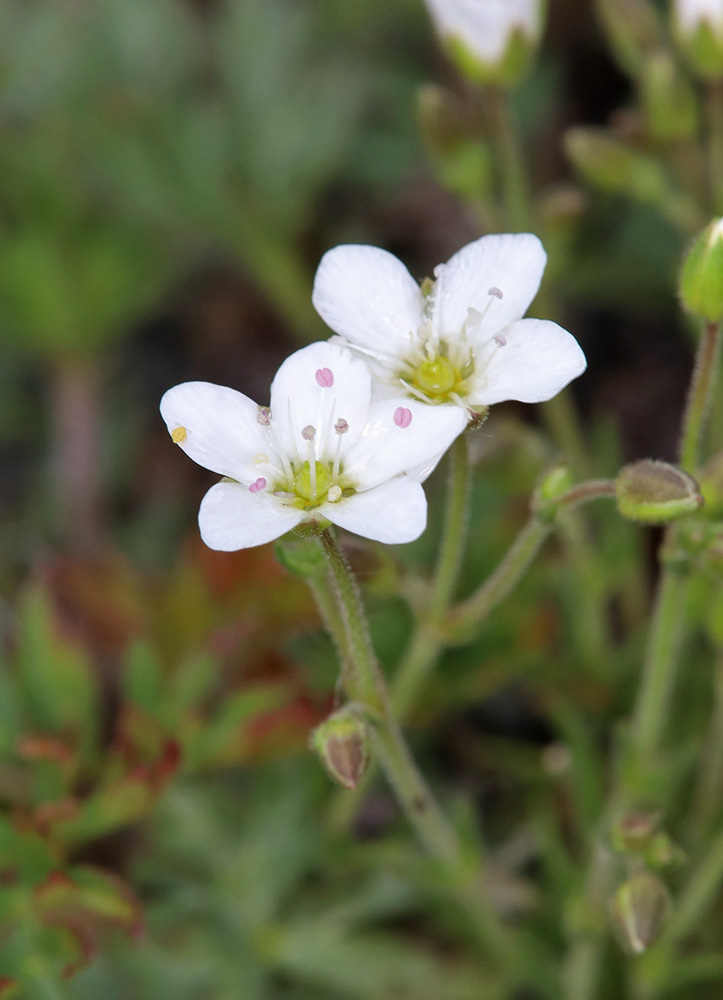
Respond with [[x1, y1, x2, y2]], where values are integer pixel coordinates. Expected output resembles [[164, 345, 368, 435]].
[[245, 693, 333, 762], [31, 798, 81, 836], [0, 979, 20, 999], [34, 867, 142, 977], [15, 735, 74, 767], [41, 554, 147, 657]]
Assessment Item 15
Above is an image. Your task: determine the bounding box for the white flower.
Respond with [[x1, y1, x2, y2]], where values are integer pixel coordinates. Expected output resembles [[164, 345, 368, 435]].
[[160, 342, 466, 550], [673, 0, 723, 33], [423, 0, 541, 68], [312, 234, 587, 417]]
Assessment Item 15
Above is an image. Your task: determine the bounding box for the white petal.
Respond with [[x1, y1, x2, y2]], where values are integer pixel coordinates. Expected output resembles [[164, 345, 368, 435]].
[[434, 233, 547, 341], [160, 382, 278, 483], [425, 0, 540, 63], [269, 342, 372, 460], [326, 477, 427, 544], [312, 245, 425, 358], [198, 482, 303, 551], [469, 318, 587, 405], [343, 399, 467, 490]]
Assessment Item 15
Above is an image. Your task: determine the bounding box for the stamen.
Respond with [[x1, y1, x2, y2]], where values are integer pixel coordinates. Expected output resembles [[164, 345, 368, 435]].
[[333, 418, 348, 480], [253, 452, 269, 465], [257, 407, 271, 426], [466, 307, 484, 328], [493, 333, 507, 347], [302, 425, 317, 497], [327, 485, 342, 503], [249, 477, 267, 494], [488, 286, 503, 299], [171, 426, 187, 443], [274, 490, 295, 499], [399, 378, 432, 404], [393, 407, 413, 428], [315, 367, 334, 388]]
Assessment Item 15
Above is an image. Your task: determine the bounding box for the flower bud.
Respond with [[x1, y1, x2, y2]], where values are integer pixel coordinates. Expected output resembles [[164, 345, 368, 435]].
[[641, 51, 699, 141], [423, 0, 543, 86], [680, 219, 723, 322], [672, 0, 723, 79], [595, 0, 661, 76], [611, 812, 660, 854], [611, 873, 671, 954], [312, 706, 370, 791], [417, 85, 494, 201], [565, 128, 669, 204], [274, 535, 326, 578], [615, 460, 703, 523], [533, 463, 575, 523]]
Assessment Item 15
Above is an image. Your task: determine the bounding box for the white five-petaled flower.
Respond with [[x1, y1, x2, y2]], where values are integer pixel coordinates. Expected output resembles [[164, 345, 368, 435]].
[[160, 343, 466, 550], [312, 233, 587, 419], [423, 0, 541, 69]]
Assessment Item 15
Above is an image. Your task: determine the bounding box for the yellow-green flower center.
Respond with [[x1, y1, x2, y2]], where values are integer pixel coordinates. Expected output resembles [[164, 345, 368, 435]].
[[294, 461, 332, 505], [412, 356, 459, 397]]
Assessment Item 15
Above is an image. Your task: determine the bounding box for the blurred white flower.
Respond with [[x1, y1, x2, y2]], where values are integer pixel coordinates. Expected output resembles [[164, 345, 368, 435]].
[[160, 342, 466, 550], [312, 234, 586, 418], [673, 0, 723, 33], [423, 0, 542, 81]]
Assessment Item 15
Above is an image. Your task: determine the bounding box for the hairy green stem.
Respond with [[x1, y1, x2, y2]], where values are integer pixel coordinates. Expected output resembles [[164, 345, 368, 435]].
[[393, 436, 471, 717], [627, 567, 689, 784], [690, 658, 723, 842], [707, 81, 723, 215], [679, 321, 722, 474], [485, 86, 531, 231], [318, 529, 460, 865]]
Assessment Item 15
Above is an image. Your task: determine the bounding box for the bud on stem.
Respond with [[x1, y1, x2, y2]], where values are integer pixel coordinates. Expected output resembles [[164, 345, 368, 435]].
[[312, 705, 370, 791]]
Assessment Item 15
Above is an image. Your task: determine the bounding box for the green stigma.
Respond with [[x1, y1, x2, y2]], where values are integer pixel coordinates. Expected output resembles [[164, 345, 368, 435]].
[[412, 356, 459, 398], [293, 461, 333, 507]]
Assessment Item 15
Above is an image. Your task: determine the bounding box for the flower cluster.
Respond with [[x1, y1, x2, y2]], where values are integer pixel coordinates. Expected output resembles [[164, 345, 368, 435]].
[[161, 234, 586, 550]]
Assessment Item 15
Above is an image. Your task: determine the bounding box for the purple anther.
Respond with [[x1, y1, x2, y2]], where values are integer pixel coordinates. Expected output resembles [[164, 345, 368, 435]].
[[493, 333, 507, 347], [257, 407, 271, 426], [301, 424, 316, 441], [249, 477, 267, 494], [393, 407, 413, 429], [488, 286, 504, 299], [334, 418, 349, 435], [315, 367, 334, 388]]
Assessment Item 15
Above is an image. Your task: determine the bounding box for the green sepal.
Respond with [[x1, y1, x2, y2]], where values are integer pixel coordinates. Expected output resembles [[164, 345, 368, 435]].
[[615, 459, 703, 523]]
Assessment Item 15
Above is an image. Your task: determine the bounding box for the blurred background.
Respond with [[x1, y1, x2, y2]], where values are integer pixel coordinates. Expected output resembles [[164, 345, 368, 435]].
[[0, 0, 715, 997]]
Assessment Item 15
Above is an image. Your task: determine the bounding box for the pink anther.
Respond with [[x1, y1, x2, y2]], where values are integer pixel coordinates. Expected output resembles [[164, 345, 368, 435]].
[[393, 407, 413, 429], [249, 477, 267, 494], [315, 367, 334, 388], [493, 333, 507, 347]]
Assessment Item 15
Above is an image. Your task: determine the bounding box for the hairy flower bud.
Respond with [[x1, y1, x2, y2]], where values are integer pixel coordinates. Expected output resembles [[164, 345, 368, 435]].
[[611, 873, 671, 954], [680, 219, 723, 322], [595, 0, 661, 76], [312, 707, 370, 791], [672, 0, 723, 78], [615, 460, 703, 523]]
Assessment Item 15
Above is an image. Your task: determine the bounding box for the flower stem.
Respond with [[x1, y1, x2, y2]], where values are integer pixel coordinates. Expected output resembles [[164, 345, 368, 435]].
[[484, 86, 531, 231], [393, 436, 471, 717], [706, 81, 723, 216], [627, 566, 690, 783], [679, 321, 722, 474], [690, 656, 723, 842], [317, 528, 460, 865]]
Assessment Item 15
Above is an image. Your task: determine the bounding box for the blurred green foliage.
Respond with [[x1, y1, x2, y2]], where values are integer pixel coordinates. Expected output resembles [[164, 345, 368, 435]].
[[1, 0, 723, 998]]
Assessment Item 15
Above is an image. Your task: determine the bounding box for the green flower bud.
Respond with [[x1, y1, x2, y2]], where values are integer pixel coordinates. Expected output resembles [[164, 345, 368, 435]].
[[611, 812, 661, 854], [611, 873, 671, 954], [672, 0, 723, 79], [312, 706, 370, 791], [641, 51, 699, 141], [615, 460, 703, 523], [595, 0, 661, 77], [417, 86, 494, 202], [274, 535, 326, 578], [565, 128, 669, 203], [533, 463, 575, 522], [680, 219, 723, 322]]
